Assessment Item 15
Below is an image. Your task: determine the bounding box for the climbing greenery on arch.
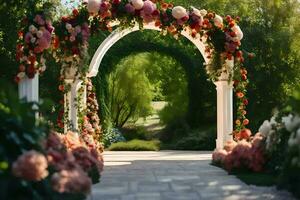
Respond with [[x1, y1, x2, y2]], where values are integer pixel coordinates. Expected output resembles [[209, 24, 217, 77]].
[[15, 0, 253, 139]]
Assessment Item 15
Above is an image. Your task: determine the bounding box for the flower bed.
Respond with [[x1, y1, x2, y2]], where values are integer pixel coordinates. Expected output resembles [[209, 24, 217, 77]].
[[212, 88, 300, 198], [0, 84, 103, 200]]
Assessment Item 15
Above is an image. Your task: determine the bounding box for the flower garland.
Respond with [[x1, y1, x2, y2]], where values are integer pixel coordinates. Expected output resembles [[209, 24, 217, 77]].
[[83, 79, 104, 152], [15, 13, 54, 83], [54, 6, 90, 79]]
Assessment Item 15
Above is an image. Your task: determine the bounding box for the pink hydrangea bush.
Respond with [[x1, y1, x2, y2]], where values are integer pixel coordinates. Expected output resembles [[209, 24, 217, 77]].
[[51, 168, 92, 194], [11, 130, 104, 195], [12, 150, 49, 181], [212, 132, 267, 173]]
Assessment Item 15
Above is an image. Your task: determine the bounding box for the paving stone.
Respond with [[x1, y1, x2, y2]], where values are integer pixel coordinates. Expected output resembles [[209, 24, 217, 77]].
[[90, 151, 296, 200], [161, 192, 200, 200], [135, 192, 161, 200]]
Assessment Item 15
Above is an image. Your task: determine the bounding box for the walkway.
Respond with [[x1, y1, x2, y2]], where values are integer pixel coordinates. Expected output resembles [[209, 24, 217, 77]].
[[89, 151, 295, 200]]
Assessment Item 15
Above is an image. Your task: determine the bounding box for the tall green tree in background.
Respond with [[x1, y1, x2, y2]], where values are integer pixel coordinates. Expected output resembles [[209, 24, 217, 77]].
[[108, 54, 154, 127]]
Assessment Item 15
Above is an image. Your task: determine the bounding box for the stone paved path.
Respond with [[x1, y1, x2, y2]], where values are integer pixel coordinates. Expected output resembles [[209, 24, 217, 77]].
[[89, 151, 295, 200]]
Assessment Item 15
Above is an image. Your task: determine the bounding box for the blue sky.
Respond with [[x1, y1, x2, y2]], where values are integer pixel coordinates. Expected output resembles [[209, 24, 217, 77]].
[[61, 0, 80, 8]]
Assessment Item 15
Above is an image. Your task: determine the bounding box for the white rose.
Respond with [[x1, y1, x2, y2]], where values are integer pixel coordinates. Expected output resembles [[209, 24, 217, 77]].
[[17, 72, 26, 79], [297, 128, 300, 144], [40, 57, 46, 64], [288, 135, 296, 147], [282, 114, 300, 132], [214, 15, 223, 28], [191, 7, 201, 17], [40, 65, 47, 72], [87, 0, 101, 14], [131, 0, 144, 10], [231, 25, 243, 40], [259, 120, 272, 137], [65, 23, 72, 30], [30, 37, 36, 43], [199, 9, 207, 16], [75, 26, 81, 33], [36, 30, 43, 38], [88, 86, 93, 91], [172, 6, 187, 20], [21, 56, 27, 62], [29, 25, 37, 33]]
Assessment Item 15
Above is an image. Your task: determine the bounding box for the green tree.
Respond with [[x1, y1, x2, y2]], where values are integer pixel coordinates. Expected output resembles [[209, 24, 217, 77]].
[[107, 54, 154, 127]]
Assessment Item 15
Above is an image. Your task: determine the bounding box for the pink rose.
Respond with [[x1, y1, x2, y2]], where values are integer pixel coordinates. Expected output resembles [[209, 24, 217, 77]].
[[25, 32, 33, 43], [125, 3, 135, 14], [143, 0, 155, 15]]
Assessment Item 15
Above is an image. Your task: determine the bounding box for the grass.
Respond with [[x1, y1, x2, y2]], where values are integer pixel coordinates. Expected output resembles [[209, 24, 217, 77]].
[[108, 139, 161, 151], [234, 172, 277, 186]]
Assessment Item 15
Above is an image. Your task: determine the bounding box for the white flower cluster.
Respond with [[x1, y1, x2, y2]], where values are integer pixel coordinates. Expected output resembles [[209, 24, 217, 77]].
[[258, 116, 277, 150], [259, 113, 300, 167]]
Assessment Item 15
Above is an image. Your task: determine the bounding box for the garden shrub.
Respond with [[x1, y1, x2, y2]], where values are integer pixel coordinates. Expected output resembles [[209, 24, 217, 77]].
[[121, 126, 149, 141], [172, 128, 217, 150], [109, 140, 160, 151], [159, 118, 190, 143], [103, 127, 126, 148]]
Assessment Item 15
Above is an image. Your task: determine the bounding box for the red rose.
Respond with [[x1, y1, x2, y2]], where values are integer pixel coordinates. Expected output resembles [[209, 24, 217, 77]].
[[233, 80, 239, 87], [226, 15, 232, 22], [28, 55, 36, 64], [73, 9, 79, 16], [155, 20, 161, 27], [236, 50, 243, 58], [236, 92, 244, 98], [240, 129, 251, 139], [226, 53, 233, 60], [14, 76, 21, 83], [61, 16, 69, 22], [229, 22, 235, 28], [243, 99, 249, 105], [112, 0, 121, 4], [241, 74, 247, 81], [181, 15, 189, 22], [152, 9, 160, 16], [207, 13, 214, 19], [58, 85, 64, 92], [248, 53, 255, 59], [243, 119, 250, 126], [18, 31, 24, 39], [19, 64, 26, 72], [230, 31, 236, 37]]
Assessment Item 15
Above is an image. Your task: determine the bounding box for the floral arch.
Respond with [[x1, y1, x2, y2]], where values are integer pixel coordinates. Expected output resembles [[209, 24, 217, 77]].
[[16, 0, 251, 149]]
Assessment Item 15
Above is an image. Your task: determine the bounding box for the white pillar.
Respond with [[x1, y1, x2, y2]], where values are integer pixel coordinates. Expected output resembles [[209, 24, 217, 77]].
[[64, 79, 85, 133], [215, 80, 233, 149], [214, 59, 234, 149], [18, 74, 39, 102]]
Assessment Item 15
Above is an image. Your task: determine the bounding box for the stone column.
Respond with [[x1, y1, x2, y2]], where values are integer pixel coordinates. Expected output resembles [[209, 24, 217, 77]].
[[214, 59, 234, 149], [64, 79, 84, 133], [18, 74, 39, 102]]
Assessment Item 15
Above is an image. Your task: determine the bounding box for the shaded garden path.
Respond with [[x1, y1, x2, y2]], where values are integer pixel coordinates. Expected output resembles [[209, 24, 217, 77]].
[[89, 151, 294, 200]]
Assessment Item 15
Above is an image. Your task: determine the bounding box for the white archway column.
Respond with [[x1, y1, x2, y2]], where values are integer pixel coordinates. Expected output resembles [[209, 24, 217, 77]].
[[64, 79, 86, 133], [214, 60, 234, 149], [18, 74, 39, 102], [214, 80, 233, 149]]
